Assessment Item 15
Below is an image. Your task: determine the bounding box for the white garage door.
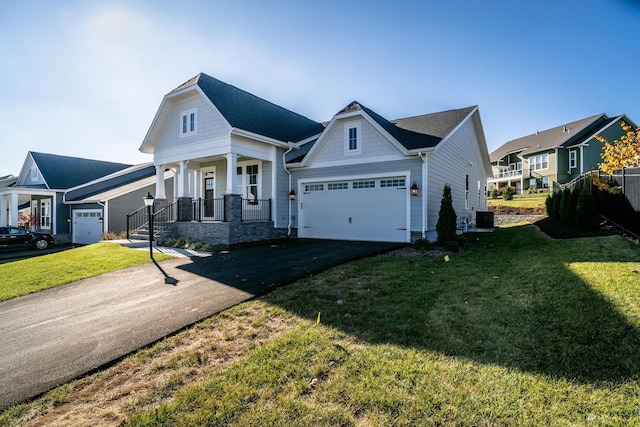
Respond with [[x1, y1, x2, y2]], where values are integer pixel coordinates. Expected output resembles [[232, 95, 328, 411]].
[[73, 210, 103, 244], [299, 176, 409, 242]]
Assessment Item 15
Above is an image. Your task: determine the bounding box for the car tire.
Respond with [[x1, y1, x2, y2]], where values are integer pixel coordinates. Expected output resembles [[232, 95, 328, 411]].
[[34, 239, 49, 250]]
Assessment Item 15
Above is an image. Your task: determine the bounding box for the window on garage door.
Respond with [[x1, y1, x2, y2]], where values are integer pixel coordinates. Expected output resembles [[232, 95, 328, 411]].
[[352, 180, 375, 189]]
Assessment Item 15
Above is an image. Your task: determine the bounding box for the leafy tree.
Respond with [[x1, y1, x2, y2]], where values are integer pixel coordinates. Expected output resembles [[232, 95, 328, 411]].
[[576, 186, 600, 232], [436, 184, 457, 243], [596, 122, 640, 175]]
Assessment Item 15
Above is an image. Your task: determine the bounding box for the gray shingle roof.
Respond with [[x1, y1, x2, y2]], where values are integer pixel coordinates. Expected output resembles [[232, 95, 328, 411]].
[[489, 114, 608, 162], [30, 152, 131, 190], [286, 103, 476, 164], [172, 73, 325, 143], [340, 102, 475, 150]]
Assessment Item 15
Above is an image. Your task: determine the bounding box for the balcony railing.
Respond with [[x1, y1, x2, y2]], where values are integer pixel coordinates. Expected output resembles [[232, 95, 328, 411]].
[[493, 169, 524, 179]]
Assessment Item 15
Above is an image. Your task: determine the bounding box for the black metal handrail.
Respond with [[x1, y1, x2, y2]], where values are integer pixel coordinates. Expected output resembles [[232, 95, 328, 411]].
[[126, 206, 149, 240], [242, 198, 271, 222], [153, 202, 177, 233]]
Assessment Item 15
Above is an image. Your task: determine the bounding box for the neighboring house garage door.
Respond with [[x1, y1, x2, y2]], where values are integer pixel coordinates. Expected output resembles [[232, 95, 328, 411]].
[[298, 176, 409, 242], [73, 210, 103, 244]]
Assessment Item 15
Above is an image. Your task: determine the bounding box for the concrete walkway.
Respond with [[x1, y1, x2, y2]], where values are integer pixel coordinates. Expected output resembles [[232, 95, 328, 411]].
[[0, 239, 400, 410]]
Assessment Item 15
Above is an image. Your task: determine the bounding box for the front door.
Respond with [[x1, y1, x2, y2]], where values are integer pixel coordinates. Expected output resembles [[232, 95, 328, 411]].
[[203, 170, 216, 219]]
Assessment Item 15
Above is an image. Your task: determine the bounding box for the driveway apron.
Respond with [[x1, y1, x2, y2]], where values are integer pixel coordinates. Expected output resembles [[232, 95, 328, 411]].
[[0, 239, 400, 410]]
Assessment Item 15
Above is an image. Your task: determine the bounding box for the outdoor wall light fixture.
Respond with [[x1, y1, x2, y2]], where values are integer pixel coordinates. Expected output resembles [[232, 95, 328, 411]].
[[410, 182, 419, 196], [98, 217, 104, 224], [66, 217, 72, 223], [288, 190, 297, 200]]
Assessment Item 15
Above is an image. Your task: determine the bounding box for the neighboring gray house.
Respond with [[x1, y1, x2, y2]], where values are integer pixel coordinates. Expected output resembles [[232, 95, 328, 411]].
[[139, 73, 492, 243], [488, 113, 637, 193], [0, 152, 164, 244]]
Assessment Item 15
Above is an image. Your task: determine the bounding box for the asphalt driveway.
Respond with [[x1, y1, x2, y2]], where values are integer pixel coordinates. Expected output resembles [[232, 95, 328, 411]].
[[0, 239, 400, 410]]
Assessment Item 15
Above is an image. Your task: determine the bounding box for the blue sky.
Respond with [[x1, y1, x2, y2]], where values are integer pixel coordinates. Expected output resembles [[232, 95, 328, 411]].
[[1, 0, 639, 175]]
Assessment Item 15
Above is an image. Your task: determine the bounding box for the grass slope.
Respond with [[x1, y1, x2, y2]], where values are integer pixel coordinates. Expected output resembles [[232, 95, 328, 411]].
[[0, 243, 173, 301], [3, 226, 640, 426]]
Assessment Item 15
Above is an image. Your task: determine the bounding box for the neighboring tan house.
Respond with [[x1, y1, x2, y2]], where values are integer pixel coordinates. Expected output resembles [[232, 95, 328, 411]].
[[0, 152, 166, 244], [488, 113, 637, 193], [139, 73, 492, 243]]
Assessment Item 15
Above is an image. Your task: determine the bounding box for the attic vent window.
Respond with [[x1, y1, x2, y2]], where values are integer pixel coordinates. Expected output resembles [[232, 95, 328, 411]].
[[30, 168, 38, 181], [180, 109, 197, 137]]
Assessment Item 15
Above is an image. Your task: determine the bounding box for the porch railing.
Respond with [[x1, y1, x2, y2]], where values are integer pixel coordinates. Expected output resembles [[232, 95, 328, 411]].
[[242, 198, 271, 222], [126, 197, 272, 239], [192, 198, 225, 222]]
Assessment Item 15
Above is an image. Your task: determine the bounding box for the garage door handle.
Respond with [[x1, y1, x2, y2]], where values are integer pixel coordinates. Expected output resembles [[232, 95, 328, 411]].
[[397, 228, 407, 230], [303, 226, 311, 228]]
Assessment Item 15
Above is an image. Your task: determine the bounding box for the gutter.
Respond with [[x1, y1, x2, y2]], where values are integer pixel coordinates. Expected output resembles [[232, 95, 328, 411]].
[[418, 151, 428, 239], [283, 145, 295, 236]]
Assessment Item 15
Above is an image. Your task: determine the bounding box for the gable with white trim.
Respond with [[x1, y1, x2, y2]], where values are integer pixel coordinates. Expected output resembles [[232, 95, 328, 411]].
[[303, 114, 406, 168]]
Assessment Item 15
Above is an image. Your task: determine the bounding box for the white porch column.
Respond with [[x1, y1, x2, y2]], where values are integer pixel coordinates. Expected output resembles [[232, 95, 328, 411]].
[[155, 165, 166, 200], [9, 193, 18, 227], [177, 161, 190, 198], [225, 153, 239, 194], [579, 145, 585, 174], [0, 195, 7, 226]]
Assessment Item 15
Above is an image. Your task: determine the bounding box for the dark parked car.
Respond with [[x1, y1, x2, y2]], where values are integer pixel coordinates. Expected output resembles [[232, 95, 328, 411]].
[[0, 226, 54, 250]]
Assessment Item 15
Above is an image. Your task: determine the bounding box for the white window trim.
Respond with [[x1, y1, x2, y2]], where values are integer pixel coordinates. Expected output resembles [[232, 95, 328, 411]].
[[529, 153, 549, 172], [236, 160, 262, 200], [569, 150, 577, 169], [179, 108, 197, 137], [344, 122, 362, 156]]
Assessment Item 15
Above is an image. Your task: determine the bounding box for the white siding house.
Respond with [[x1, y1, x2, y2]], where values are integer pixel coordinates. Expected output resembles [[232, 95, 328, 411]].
[[139, 73, 492, 244]]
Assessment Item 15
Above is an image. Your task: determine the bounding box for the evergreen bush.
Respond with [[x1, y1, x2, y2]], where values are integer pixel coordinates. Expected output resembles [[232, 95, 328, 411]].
[[560, 187, 571, 221], [436, 184, 457, 244], [576, 186, 600, 232], [545, 193, 554, 217], [567, 187, 580, 225], [503, 186, 514, 200]]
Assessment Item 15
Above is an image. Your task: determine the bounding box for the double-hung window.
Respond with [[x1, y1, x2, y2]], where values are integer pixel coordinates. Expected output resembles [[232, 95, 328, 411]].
[[236, 162, 260, 203], [344, 123, 361, 155], [569, 150, 577, 169], [180, 109, 197, 137]]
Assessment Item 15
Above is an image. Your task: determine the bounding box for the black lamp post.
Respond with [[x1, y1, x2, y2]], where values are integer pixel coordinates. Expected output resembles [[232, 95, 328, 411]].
[[143, 192, 154, 260]]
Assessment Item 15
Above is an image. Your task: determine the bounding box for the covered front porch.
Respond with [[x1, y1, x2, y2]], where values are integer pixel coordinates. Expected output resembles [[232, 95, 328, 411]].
[[129, 149, 287, 246], [0, 189, 58, 233]]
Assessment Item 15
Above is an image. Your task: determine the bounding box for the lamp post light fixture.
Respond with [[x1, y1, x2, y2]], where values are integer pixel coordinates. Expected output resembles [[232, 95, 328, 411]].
[[143, 192, 154, 259]]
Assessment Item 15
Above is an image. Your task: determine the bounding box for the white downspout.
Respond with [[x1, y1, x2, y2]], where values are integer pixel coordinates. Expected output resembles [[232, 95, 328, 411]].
[[418, 152, 428, 239], [283, 146, 294, 236]]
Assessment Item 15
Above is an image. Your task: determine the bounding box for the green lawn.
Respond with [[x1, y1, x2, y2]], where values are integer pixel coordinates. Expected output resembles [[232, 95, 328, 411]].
[[0, 243, 173, 301], [128, 226, 640, 426], [4, 226, 640, 426], [488, 192, 548, 209]]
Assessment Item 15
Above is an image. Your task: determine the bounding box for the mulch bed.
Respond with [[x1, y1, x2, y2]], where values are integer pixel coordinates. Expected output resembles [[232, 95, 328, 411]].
[[534, 217, 619, 239]]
